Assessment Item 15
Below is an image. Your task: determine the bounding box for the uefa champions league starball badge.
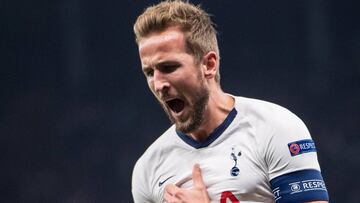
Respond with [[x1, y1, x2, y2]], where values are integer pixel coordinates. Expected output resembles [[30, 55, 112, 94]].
[[230, 147, 241, 176]]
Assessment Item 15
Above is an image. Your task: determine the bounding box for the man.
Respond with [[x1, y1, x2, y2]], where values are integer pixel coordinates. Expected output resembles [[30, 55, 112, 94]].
[[132, 1, 329, 202]]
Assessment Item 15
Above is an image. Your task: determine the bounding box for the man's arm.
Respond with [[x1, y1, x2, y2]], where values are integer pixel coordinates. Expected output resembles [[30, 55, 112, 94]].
[[132, 159, 153, 203], [263, 105, 329, 203]]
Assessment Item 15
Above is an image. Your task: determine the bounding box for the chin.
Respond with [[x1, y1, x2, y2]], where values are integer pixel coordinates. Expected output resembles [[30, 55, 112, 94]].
[[175, 118, 201, 134]]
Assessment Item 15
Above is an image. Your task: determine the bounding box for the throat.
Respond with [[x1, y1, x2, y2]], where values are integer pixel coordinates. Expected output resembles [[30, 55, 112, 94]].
[[187, 114, 213, 142], [176, 107, 238, 149], [188, 104, 235, 142], [188, 131, 209, 142]]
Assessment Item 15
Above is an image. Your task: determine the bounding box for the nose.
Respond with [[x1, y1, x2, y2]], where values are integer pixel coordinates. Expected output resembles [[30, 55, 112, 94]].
[[153, 70, 170, 93]]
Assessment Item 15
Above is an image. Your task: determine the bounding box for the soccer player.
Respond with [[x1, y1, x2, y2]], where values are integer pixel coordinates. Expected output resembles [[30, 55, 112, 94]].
[[131, 1, 329, 202]]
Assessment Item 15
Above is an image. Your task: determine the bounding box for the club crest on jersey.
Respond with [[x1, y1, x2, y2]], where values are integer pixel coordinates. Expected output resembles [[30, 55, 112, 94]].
[[230, 147, 241, 176], [288, 139, 316, 156]]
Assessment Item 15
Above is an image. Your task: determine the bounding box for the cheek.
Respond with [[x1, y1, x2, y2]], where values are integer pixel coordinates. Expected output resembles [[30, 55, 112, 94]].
[[183, 73, 202, 88], [175, 80, 199, 98], [147, 80, 156, 93]]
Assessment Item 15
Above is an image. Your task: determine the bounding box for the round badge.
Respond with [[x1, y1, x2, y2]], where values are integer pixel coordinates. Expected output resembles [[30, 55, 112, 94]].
[[230, 166, 240, 176], [290, 183, 301, 192], [289, 143, 300, 155]]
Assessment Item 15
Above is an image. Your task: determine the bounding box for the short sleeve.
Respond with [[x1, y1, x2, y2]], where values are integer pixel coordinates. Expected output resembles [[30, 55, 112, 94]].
[[262, 106, 328, 202], [132, 158, 153, 203], [263, 107, 321, 179]]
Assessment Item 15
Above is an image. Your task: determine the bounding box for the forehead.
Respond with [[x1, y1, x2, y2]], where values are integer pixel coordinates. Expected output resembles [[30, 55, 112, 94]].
[[138, 27, 187, 59]]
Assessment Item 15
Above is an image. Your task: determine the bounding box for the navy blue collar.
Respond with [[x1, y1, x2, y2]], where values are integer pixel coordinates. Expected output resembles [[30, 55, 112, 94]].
[[176, 108, 237, 149]]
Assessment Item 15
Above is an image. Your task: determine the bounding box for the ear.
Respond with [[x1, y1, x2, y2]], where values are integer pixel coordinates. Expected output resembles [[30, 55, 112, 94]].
[[201, 51, 218, 80]]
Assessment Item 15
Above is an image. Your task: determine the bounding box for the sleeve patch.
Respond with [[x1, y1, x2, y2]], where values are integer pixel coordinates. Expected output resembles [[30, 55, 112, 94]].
[[288, 139, 316, 156], [270, 169, 329, 203]]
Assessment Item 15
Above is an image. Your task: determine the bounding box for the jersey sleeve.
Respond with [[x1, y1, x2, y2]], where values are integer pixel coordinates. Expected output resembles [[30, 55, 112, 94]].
[[132, 158, 153, 203], [261, 106, 329, 202]]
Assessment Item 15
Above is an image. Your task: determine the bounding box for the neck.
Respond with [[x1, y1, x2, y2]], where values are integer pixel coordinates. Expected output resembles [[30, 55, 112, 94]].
[[189, 89, 234, 142]]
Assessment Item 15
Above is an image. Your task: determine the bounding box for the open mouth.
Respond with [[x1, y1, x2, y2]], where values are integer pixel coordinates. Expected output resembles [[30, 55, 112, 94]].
[[166, 98, 185, 114]]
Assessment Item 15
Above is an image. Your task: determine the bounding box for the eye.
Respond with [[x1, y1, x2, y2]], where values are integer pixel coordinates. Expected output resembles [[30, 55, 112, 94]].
[[159, 64, 180, 73], [143, 68, 154, 77]]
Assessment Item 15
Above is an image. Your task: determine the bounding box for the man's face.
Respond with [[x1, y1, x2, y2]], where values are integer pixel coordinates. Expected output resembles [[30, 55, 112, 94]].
[[138, 27, 209, 133]]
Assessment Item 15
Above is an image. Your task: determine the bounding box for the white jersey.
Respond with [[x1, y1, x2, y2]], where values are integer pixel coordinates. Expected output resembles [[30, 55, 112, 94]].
[[132, 96, 328, 203]]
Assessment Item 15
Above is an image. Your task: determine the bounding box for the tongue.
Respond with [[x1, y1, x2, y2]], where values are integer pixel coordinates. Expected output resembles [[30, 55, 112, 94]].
[[168, 99, 185, 113]]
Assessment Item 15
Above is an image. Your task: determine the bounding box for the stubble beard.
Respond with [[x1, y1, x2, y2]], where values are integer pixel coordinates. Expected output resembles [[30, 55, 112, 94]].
[[161, 80, 209, 134]]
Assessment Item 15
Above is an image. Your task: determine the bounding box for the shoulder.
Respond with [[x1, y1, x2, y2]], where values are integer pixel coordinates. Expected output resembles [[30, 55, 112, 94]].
[[234, 96, 300, 121], [137, 125, 178, 164], [232, 96, 318, 172], [132, 125, 177, 201], [233, 96, 307, 134], [133, 125, 177, 174]]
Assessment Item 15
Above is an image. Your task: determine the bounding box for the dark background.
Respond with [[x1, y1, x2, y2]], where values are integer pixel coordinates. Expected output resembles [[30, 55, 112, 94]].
[[1, 0, 359, 202]]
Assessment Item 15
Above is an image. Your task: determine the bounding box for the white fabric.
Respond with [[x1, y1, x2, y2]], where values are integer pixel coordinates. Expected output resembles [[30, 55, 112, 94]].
[[132, 96, 321, 203]]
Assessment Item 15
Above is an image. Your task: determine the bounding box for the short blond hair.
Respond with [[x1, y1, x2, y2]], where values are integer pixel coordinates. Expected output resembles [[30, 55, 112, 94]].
[[134, 0, 221, 82]]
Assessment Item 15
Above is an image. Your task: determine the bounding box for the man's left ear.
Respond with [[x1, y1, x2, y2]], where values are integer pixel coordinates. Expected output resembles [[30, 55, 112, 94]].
[[202, 51, 218, 79]]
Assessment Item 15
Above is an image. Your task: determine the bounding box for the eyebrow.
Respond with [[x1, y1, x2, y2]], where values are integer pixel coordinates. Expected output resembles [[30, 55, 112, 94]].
[[142, 60, 179, 70], [142, 66, 151, 73]]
